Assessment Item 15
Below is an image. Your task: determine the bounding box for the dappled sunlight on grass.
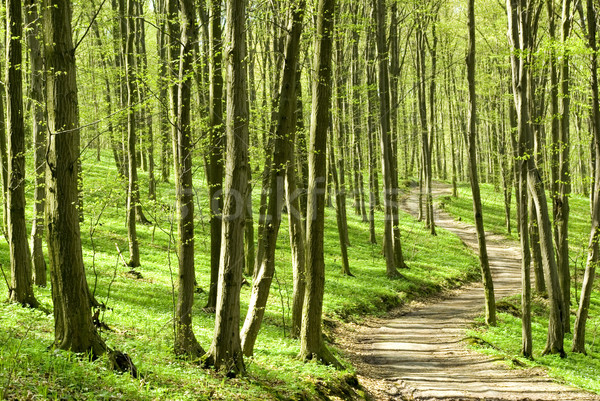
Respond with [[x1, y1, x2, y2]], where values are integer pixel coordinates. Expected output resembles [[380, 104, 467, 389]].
[[1, 154, 481, 399]]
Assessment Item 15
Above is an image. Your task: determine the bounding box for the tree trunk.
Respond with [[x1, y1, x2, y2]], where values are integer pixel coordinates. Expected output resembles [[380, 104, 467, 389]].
[[287, 128, 306, 339], [205, 0, 225, 311], [351, 11, 367, 223], [241, 0, 306, 355], [125, 0, 141, 268], [6, 0, 38, 307], [172, 0, 206, 358], [43, 0, 105, 355], [135, 1, 155, 201], [26, 0, 47, 288], [333, 35, 351, 247], [373, 0, 404, 278], [466, 0, 496, 327], [555, 0, 573, 333], [366, 33, 377, 245], [0, 63, 7, 230], [156, 0, 170, 183], [299, 0, 341, 368], [329, 141, 352, 276], [573, 0, 600, 354], [204, 0, 248, 375]]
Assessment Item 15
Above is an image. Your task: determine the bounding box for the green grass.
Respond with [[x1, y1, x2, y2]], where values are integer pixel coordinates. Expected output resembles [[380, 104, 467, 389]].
[[443, 181, 600, 395], [0, 152, 480, 400]]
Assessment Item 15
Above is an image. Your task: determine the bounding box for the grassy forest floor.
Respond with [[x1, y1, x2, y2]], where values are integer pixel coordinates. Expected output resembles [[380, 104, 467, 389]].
[[0, 152, 482, 400], [442, 182, 600, 395]]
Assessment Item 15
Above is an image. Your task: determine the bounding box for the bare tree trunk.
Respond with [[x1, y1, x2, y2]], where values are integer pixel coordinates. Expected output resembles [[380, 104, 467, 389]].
[[156, 0, 170, 183], [135, 1, 155, 201], [43, 0, 105, 355], [333, 34, 351, 247], [365, 33, 377, 244], [125, 0, 141, 267], [329, 140, 352, 276], [555, 0, 573, 333], [287, 128, 306, 339], [573, 0, 600, 353], [172, 0, 206, 358], [205, 0, 225, 310], [506, 0, 534, 358], [0, 63, 7, 230], [6, 0, 37, 307], [466, 0, 496, 326], [26, 0, 47, 287], [204, 0, 248, 374], [373, 0, 404, 277], [299, 0, 341, 368], [351, 10, 367, 222]]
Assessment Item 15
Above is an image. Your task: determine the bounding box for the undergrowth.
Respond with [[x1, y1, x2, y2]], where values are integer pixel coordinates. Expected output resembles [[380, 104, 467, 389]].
[[445, 181, 600, 395], [0, 154, 480, 400]]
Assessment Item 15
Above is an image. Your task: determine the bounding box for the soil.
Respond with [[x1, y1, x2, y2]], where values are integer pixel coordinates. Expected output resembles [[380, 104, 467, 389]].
[[334, 183, 600, 401]]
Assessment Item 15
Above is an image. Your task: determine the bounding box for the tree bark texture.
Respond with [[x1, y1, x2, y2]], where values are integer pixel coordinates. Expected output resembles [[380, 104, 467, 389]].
[[7, 0, 38, 307]]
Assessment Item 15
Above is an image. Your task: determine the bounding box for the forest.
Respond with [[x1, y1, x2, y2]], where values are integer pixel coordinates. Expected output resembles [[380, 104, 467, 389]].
[[2, 0, 600, 399]]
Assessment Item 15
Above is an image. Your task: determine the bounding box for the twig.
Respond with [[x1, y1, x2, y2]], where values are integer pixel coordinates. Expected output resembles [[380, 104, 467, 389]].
[[115, 243, 129, 268], [0, 263, 12, 295]]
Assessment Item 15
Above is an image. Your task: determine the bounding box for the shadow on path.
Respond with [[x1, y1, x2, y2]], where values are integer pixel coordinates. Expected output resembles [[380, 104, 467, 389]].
[[339, 183, 600, 401]]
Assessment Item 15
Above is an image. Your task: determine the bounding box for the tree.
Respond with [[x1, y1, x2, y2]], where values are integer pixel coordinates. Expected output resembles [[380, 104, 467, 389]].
[[466, 0, 496, 326], [125, 0, 141, 267], [43, 0, 104, 354], [205, 0, 225, 311], [6, 0, 38, 307], [26, 0, 47, 288], [572, 0, 600, 354], [173, 0, 205, 358], [203, 0, 249, 375], [299, 0, 341, 367], [373, 0, 406, 278], [507, 0, 565, 357], [240, 0, 306, 356]]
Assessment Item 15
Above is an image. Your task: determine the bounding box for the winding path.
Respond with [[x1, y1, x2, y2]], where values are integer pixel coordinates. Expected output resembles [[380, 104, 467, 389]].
[[342, 184, 600, 401]]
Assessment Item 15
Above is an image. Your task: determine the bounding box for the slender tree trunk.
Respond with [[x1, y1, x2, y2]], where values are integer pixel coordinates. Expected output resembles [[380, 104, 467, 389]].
[[241, 0, 306, 355], [373, 0, 404, 277], [0, 63, 7, 230], [329, 141, 352, 276], [204, 0, 248, 374], [172, 0, 206, 358], [205, 0, 225, 310], [26, 0, 47, 287], [351, 12, 367, 223], [287, 126, 306, 339], [333, 35, 351, 247], [125, 0, 141, 267], [467, 0, 496, 326], [6, 0, 37, 307], [299, 0, 341, 367], [135, 1, 155, 201], [366, 34, 377, 244], [555, 0, 573, 333], [156, 0, 170, 183], [573, 0, 600, 353]]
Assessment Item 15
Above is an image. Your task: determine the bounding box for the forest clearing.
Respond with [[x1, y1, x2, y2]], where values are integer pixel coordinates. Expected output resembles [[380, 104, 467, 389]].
[[3, 0, 600, 399]]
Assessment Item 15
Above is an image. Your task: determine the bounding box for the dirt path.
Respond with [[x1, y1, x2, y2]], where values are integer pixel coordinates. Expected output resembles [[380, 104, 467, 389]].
[[339, 183, 600, 401]]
